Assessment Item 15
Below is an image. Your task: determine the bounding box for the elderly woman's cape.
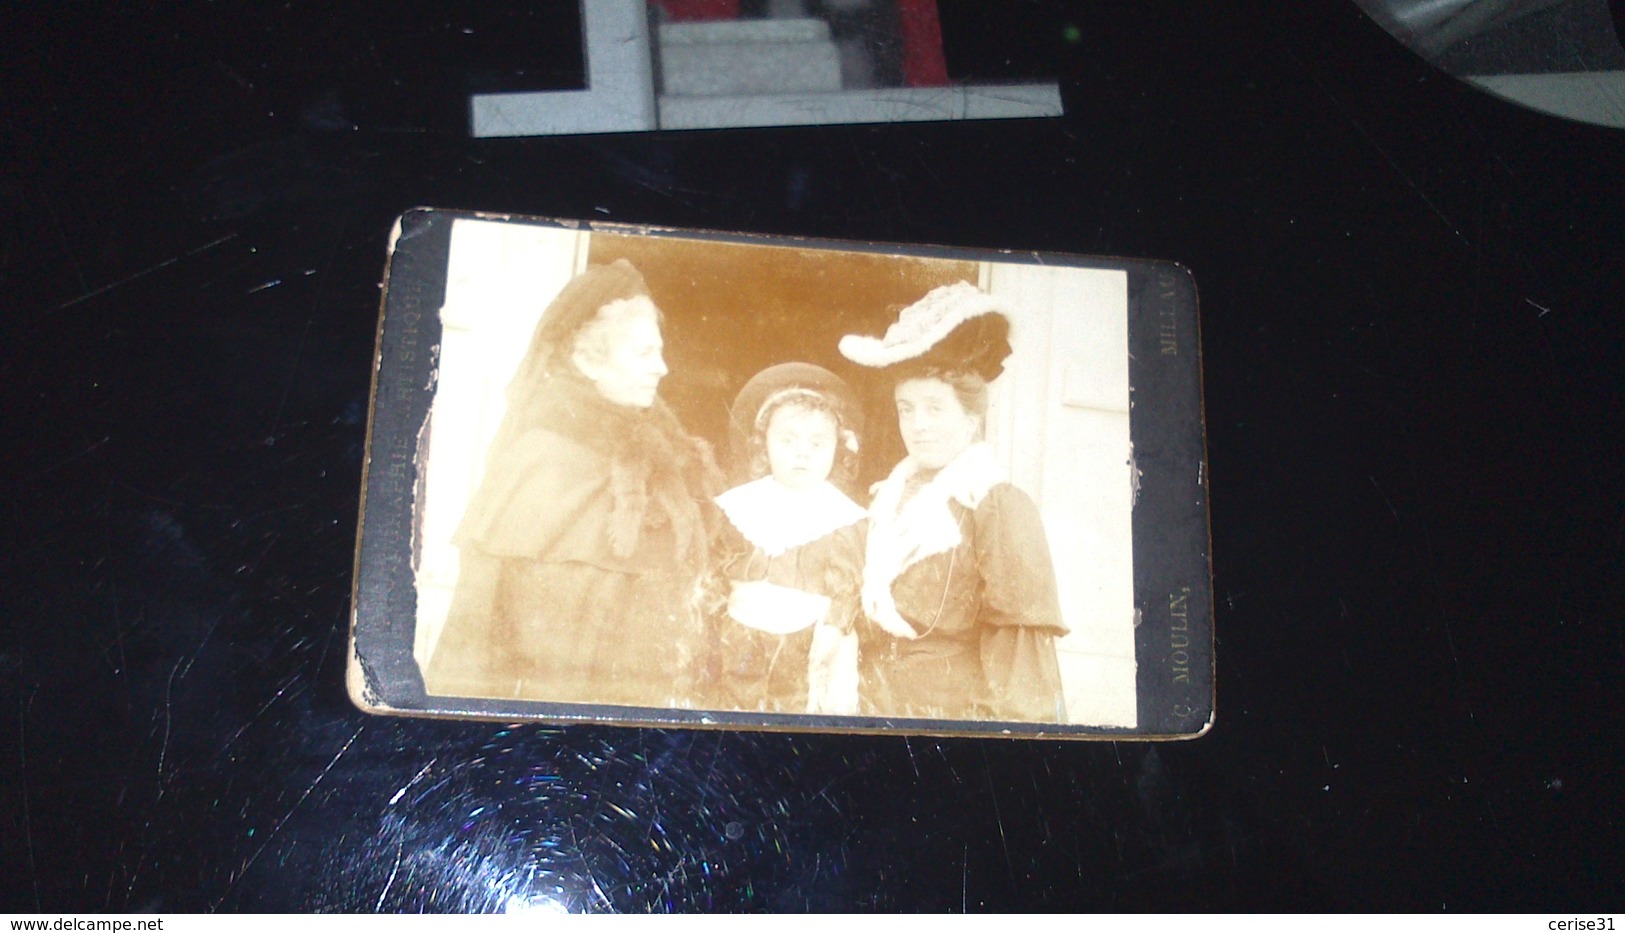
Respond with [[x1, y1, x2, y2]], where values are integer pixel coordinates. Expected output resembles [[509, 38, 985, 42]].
[[424, 368, 722, 706]]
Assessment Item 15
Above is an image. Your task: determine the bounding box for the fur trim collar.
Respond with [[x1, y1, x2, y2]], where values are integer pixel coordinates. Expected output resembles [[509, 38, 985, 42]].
[[861, 442, 1006, 638], [535, 373, 713, 562], [457, 369, 722, 569]]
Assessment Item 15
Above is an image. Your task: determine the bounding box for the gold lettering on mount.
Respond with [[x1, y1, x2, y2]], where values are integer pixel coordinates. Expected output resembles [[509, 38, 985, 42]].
[[386, 433, 414, 517], [1157, 278, 1179, 356], [397, 306, 421, 363], [1170, 590, 1189, 624], [1170, 586, 1191, 684]]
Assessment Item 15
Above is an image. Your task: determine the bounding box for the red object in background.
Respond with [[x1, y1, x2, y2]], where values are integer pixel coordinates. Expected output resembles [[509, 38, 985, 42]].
[[897, 0, 949, 86], [649, 0, 741, 21]]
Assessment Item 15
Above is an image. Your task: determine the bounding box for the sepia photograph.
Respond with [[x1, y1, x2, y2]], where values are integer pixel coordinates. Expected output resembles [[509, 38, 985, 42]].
[[351, 211, 1209, 738]]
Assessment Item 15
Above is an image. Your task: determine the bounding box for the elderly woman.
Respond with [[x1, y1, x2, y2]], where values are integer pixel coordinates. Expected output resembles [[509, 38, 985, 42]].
[[425, 259, 723, 707], [839, 283, 1068, 722]]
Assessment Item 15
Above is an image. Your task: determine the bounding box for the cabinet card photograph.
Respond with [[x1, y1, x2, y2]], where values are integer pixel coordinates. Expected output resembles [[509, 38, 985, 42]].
[[350, 210, 1212, 739]]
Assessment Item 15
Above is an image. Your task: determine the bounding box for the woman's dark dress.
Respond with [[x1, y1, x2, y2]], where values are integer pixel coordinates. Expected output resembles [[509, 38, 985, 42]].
[[860, 444, 1068, 722]]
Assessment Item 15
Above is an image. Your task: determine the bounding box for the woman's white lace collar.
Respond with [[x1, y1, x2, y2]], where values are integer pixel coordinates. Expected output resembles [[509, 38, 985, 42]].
[[715, 478, 866, 556]]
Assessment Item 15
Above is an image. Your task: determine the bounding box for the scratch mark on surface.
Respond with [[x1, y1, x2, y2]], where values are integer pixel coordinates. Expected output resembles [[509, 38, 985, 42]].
[[54, 234, 238, 311], [1402, 461, 1474, 724], [104, 838, 127, 908], [155, 658, 182, 797], [20, 436, 111, 489], [979, 747, 1016, 887], [178, 612, 226, 680], [565, 819, 618, 911], [217, 60, 254, 90], [214, 722, 366, 910], [389, 759, 437, 806], [19, 688, 41, 911], [961, 842, 969, 913], [266, 304, 314, 445], [217, 670, 303, 754], [1369, 475, 1401, 525], [693, 733, 725, 810], [1524, 298, 1552, 317], [1372, 459, 1484, 728], [1285, 51, 1467, 246], [374, 840, 405, 910], [808, 769, 856, 813], [197, 257, 256, 291], [584, 863, 615, 912]]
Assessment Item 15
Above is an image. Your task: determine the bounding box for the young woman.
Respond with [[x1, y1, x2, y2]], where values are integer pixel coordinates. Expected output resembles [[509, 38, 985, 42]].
[[839, 282, 1069, 722]]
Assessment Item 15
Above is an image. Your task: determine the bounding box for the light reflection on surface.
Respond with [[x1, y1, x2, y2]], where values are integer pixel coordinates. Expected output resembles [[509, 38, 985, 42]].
[[502, 892, 572, 915]]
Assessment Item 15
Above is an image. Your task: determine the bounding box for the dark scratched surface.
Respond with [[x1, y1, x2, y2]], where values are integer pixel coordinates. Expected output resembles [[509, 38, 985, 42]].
[[4, 2, 1624, 913]]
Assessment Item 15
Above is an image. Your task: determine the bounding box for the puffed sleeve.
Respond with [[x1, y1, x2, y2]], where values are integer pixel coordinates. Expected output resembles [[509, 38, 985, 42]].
[[971, 484, 1069, 722], [812, 520, 866, 632]]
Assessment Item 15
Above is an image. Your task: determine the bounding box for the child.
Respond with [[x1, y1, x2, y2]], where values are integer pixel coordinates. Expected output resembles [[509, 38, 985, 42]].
[[705, 363, 867, 715]]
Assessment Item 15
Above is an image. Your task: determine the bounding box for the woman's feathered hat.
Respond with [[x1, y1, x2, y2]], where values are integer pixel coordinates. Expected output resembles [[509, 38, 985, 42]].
[[837, 281, 1012, 381]]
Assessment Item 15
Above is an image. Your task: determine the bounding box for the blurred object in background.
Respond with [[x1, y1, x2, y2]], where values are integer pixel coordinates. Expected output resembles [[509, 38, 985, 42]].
[[1354, 0, 1625, 127], [474, 0, 1057, 136]]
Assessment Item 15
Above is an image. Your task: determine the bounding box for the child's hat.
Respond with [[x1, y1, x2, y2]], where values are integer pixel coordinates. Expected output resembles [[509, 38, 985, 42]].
[[730, 362, 860, 437], [727, 363, 862, 480]]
